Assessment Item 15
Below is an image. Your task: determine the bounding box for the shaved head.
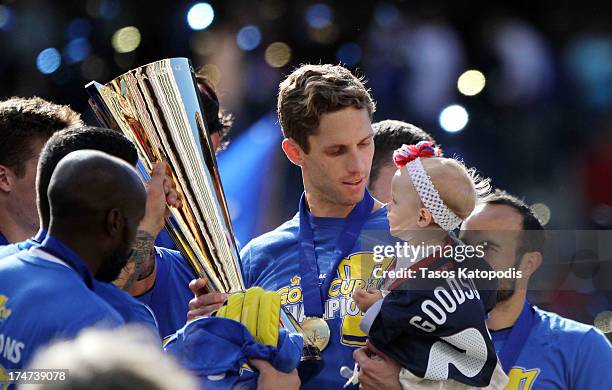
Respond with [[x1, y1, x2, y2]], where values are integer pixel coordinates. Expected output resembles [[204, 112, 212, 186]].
[[48, 151, 143, 221], [48, 150, 146, 281]]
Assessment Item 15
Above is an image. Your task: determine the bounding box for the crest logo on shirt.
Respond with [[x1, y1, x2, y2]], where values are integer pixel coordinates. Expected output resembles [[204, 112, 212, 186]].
[[290, 275, 301, 286], [0, 296, 11, 322], [506, 367, 540, 389]]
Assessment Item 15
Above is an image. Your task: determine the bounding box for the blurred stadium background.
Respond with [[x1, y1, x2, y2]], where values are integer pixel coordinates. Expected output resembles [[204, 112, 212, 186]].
[[0, 0, 610, 334]]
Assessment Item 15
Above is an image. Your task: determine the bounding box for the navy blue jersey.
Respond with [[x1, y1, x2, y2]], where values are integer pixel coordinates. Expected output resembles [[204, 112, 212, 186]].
[[366, 238, 498, 387]]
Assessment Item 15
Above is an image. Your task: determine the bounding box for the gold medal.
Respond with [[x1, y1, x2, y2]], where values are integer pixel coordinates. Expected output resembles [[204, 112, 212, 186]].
[[301, 316, 331, 351], [594, 311, 612, 334]]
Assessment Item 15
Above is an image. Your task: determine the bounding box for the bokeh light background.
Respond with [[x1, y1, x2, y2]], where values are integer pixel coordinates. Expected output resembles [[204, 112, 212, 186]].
[[1, 0, 611, 333]]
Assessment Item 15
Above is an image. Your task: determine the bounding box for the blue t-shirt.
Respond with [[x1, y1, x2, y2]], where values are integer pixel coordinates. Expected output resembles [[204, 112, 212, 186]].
[[136, 247, 195, 339], [0, 232, 8, 246], [0, 248, 124, 371], [241, 207, 398, 389], [491, 306, 612, 389], [0, 237, 158, 334], [154, 228, 179, 251], [94, 283, 159, 335]]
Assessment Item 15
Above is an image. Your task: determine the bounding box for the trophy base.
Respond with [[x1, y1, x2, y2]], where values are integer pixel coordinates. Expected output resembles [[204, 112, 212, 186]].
[[297, 344, 324, 383]]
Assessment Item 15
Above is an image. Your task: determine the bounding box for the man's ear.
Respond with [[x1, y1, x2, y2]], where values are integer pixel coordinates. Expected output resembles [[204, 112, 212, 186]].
[[281, 138, 305, 167], [0, 165, 13, 193], [417, 207, 433, 228], [518, 251, 543, 278], [105, 208, 123, 237]]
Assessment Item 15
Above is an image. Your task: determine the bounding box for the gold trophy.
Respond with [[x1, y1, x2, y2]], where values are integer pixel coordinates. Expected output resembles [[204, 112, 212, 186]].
[[85, 58, 322, 377], [86, 58, 241, 293]]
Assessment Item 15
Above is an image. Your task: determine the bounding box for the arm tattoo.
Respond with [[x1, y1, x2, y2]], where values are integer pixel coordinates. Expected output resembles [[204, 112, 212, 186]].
[[121, 230, 155, 291]]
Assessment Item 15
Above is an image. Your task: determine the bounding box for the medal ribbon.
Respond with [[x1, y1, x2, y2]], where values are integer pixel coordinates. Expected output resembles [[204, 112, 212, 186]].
[[298, 190, 375, 317], [39, 234, 95, 289], [498, 301, 535, 373]]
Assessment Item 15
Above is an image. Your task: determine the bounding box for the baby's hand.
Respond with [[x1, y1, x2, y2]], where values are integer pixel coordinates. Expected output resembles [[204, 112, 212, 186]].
[[353, 288, 383, 312]]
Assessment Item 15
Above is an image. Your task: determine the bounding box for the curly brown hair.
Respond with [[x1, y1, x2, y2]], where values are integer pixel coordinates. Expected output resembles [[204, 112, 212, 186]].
[[277, 64, 376, 153], [0, 97, 82, 177]]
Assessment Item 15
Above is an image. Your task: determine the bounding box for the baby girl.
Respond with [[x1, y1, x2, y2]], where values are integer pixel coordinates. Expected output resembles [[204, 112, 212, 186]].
[[351, 141, 507, 389]]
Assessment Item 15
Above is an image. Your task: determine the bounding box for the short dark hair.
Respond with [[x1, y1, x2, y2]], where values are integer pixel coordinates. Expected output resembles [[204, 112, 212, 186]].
[[37, 126, 138, 227], [277, 64, 375, 154], [194, 71, 234, 150], [482, 189, 545, 256], [370, 120, 435, 184], [0, 97, 82, 177]]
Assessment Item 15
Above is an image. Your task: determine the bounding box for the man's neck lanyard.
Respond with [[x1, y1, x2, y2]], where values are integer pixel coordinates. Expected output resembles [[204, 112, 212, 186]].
[[298, 190, 375, 318], [497, 301, 536, 373]]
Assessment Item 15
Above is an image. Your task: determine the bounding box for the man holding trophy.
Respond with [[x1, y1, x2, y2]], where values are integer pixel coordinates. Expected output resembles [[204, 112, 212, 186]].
[[98, 70, 235, 340], [188, 63, 397, 388], [85, 58, 306, 388], [86, 58, 400, 388]]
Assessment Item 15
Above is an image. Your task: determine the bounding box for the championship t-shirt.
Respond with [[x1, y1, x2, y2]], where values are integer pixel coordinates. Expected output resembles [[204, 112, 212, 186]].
[[491, 306, 612, 389], [241, 207, 397, 389], [136, 247, 194, 339], [0, 248, 124, 372]]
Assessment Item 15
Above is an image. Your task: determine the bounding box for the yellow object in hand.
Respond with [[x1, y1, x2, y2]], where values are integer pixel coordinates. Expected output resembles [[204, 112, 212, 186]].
[[214, 287, 281, 347]]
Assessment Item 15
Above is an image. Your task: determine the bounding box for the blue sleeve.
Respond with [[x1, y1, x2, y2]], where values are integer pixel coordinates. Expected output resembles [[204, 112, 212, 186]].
[[572, 328, 612, 388]]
